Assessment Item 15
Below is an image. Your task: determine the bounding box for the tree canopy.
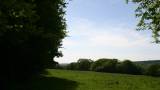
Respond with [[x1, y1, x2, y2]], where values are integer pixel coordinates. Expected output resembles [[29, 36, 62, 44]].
[[77, 59, 93, 71], [0, 0, 67, 88], [127, 0, 160, 42]]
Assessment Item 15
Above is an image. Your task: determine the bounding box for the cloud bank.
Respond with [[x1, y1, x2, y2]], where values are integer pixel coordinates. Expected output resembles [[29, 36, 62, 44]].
[[55, 18, 160, 63]]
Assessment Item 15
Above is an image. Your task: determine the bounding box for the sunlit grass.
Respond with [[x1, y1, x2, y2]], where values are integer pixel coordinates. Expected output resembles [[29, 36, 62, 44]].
[[47, 69, 160, 90]]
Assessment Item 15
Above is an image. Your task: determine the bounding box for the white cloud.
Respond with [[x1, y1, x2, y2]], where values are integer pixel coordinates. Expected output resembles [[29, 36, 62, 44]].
[[62, 38, 77, 47], [55, 18, 160, 63], [66, 17, 151, 48]]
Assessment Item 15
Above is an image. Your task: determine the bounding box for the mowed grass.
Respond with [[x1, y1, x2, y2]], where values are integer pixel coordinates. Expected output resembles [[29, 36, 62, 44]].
[[45, 69, 160, 90]]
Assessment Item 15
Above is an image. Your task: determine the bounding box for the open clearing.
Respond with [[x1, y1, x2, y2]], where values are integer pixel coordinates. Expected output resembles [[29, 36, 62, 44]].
[[37, 69, 160, 90]]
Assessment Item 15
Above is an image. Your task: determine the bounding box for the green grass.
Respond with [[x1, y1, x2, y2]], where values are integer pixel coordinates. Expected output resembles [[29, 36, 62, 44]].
[[46, 69, 160, 90], [12, 69, 160, 90]]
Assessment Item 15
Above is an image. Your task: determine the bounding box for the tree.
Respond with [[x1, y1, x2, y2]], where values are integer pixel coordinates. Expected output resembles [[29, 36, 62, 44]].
[[101, 59, 118, 73], [117, 60, 143, 75], [47, 60, 59, 69], [77, 59, 93, 71], [91, 58, 118, 72], [67, 62, 78, 70], [146, 64, 160, 76], [0, 0, 67, 88], [127, 0, 160, 42]]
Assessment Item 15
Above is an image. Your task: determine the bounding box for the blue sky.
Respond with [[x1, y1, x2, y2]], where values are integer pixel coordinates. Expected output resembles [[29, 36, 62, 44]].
[[55, 0, 160, 63]]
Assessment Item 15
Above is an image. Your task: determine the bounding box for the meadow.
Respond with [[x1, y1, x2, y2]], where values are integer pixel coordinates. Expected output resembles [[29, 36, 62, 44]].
[[28, 69, 160, 90]]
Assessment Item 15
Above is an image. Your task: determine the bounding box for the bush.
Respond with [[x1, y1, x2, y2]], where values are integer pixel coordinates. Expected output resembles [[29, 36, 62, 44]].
[[66, 62, 78, 70], [91, 58, 118, 73], [102, 60, 118, 73], [116, 60, 143, 75], [146, 64, 160, 76], [77, 59, 93, 71]]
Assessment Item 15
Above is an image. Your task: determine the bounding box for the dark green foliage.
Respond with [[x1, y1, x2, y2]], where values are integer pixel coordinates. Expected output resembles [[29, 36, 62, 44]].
[[117, 60, 143, 75], [66, 59, 93, 71], [101, 59, 118, 73], [65, 58, 159, 77], [127, 0, 160, 42], [91, 58, 118, 72], [146, 64, 160, 76], [0, 0, 66, 89], [90, 58, 108, 71], [67, 62, 78, 70], [46, 61, 59, 69], [77, 59, 93, 71]]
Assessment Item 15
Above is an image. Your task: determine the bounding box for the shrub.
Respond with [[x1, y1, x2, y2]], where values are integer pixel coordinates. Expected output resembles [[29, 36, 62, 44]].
[[116, 60, 143, 75], [77, 59, 93, 71], [66, 62, 78, 70], [146, 64, 160, 76], [91, 58, 118, 73]]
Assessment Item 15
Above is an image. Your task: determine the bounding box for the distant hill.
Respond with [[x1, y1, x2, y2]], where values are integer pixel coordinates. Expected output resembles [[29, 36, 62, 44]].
[[134, 60, 160, 66]]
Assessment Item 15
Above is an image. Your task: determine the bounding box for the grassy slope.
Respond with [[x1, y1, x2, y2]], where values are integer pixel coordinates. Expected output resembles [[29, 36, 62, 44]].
[[46, 69, 160, 90]]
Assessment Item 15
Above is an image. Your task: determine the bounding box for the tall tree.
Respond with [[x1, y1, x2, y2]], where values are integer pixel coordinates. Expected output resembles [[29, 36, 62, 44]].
[[0, 0, 67, 88], [127, 0, 160, 42], [77, 59, 93, 71]]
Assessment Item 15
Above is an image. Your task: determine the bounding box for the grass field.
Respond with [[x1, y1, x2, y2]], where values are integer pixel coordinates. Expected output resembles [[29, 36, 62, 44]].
[[42, 69, 160, 90], [12, 69, 160, 90]]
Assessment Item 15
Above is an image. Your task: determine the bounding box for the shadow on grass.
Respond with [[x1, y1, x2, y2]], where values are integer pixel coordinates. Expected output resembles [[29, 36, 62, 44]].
[[31, 76, 78, 90], [11, 76, 78, 90]]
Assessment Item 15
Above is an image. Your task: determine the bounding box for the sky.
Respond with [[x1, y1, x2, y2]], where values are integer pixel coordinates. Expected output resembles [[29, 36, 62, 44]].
[[55, 0, 160, 63]]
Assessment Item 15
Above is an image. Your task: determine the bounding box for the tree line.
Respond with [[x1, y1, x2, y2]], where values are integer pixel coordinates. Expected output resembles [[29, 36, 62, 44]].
[[56, 58, 160, 77]]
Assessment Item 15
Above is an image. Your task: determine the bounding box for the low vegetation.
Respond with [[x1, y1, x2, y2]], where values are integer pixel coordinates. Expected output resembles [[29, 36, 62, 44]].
[[58, 58, 160, 77]]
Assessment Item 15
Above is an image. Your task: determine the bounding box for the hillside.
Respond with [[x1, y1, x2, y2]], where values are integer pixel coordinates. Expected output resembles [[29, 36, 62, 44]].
[[135, 60, 160, 66]]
